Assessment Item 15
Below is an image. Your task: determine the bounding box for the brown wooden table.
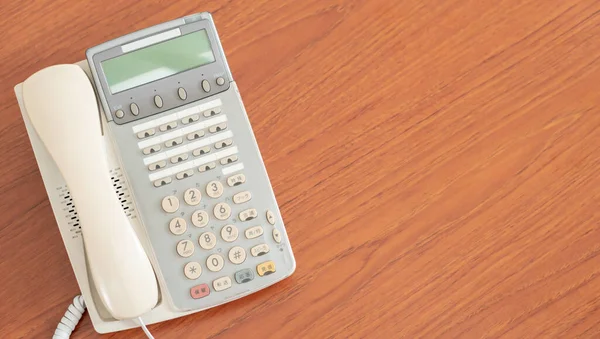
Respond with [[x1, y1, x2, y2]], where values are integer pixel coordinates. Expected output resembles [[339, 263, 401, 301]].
[[1, 1, 600, 338]]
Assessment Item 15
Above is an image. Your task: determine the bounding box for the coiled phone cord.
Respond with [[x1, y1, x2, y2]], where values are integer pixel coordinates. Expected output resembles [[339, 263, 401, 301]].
[[53, 295, 155, 338]]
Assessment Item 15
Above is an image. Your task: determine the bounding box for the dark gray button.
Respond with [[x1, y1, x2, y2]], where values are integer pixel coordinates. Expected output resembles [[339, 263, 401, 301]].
[[201, 80, 210, 93], [178, 87, 187, 100], [130, 103, 140, 116], [154, 95, 163, 108], [216, 77, 225, 86], [234, 268, 254, 284], [115, 109, 125, 119]]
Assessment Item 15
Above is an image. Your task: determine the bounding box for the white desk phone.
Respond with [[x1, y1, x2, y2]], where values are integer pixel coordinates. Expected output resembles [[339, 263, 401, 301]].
[[14, 12, 296, 338]]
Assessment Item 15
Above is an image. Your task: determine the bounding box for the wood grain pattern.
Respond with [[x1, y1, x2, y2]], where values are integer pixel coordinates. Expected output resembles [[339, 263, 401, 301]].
[[1, 0, 599, 337]]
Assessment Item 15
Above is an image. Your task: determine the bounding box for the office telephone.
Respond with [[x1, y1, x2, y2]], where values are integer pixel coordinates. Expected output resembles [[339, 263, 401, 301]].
[[14, 12, 295, 336]]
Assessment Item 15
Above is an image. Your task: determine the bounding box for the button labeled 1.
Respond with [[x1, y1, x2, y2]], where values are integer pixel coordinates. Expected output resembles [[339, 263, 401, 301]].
[[161, 196, 179, 213]]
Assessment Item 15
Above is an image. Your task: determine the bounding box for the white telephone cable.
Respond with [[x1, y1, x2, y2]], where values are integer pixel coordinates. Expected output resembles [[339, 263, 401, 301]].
[[53, 295, 155, 338]]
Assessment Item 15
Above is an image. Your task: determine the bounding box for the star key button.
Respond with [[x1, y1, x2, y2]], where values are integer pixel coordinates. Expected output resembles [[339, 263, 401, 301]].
[[190, 283, 210, 299]]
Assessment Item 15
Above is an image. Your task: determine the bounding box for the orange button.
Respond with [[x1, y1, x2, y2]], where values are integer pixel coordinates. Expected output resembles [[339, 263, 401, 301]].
[[190, 283, 210, 299], [256, 260, 276, 276]]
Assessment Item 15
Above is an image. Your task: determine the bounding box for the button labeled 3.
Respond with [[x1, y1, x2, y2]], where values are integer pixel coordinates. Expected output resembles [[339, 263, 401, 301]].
[[206, 180, 223, 198]]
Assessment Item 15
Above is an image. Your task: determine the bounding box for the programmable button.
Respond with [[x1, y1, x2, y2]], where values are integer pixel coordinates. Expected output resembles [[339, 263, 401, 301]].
[[213, 276, 231, 292], [220, 155, 238, 165], [239, 208, 258, 222], [208, 122, 227, 133], [214, 203, 232, 220], [154, 95, 163, 108], [206, 254, 225, 272], [190, 284, 210, 299], [251, 243, 270, 257], [115, 109, 125, 119], [176, 239, 194, 258], [198, 162, 216, 172], [221, 224, 239, 242], [245, 226, 264, 239], [266, 210, 276, 225], [130, 103, 140, 116], [165, 137, 183, 148], [159, 121, 177, 132], [201, 79, 211, 93], [176, 169, 194, 180], [184, 262, 201, 280], [199, 232, 217, 250], [182, 114, 200, 125], [143, 145, 161, 155], [191, 210, 209, 227], [137, 128, 155, 139], [169, 217, 187, 235], [233, 191, 252, 204], [161, 195, 179, 213], [216, 77, 225, 86], [184, 188, 202, 206], [148, 160, 167, 171], [187, 130, 205, 141], [228, 246, 246, 265], [215, 139, 233, 149], [235, 268, 254, 284], [153, 177, 172, 187], [206, 181, 224, 198], [203, 107, 221, 117], [256, 261, 276, 276], [178, 87, 187, 100], [192, 146, 210, 156], [227, 174, 246, 187], [170, 153, 188, 164], [273, 229, 282, 243]]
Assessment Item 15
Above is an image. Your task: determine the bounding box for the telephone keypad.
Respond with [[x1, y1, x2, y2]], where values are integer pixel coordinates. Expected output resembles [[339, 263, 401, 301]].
[[161, 195, 179, 213], [214, 202, 232, 220], [206, 254, 224, 272], [206, 180, 224, 198], [199, 232, 217, 250], [176, 240, 194, 258], [184, 262, 202, 280], [169, 217, 187, 235]]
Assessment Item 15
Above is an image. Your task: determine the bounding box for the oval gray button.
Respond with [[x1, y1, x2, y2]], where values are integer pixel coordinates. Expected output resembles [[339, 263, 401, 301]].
[[130, 103, 139, 116], [154, 95, 163, 108], [201, 80, 210, 93], [115, 109, 124, 118], [216, 77, 225, 86], [178, 87, 187, 100]]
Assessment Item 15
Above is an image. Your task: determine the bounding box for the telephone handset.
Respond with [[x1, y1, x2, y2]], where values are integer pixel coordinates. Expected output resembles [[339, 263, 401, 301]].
[[16, 12, 295, 334], [23, 65, 159, 320]]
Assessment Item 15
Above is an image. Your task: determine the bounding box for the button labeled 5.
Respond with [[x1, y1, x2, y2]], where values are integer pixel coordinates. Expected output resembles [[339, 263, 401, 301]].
[[191, 210, 209, 227]]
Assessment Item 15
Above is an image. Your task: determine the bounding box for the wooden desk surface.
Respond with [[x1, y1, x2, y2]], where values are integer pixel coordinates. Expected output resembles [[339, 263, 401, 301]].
[[1, 1, 599, 338]]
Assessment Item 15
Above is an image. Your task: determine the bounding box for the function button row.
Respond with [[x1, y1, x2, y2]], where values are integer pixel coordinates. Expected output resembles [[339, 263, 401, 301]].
[[227, 173, 246, 187], [273, 229, 282, 243], [137, 128, 156, 139], [115, 109, 125, 119], [208, 122, 227, 133], [266, 210, 276, 225], [234, 268, 254, 284], [148, 160, 167, 171], [159, 121, 178, 132], [170, 153, 188, 164], [220, 155, 238, 165], [143, 144, 161, 155], [192, 146, 210, 157]]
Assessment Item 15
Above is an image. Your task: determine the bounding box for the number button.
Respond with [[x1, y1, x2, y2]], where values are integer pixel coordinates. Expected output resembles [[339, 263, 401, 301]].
[[233, 191, 252, 204], [176, 240, 194, 258], [227, 173, 246, 187], [266, 210, 276, 225], [220, 225, 239, 242], [214, 202, 232, 220], [245, 226, 264, 239], [184, 262, 202, 280], [184, 188, 202, 206], [206, 180, 224, 198], [206, 254, 225, 272], [161, 196, 179, 213], [228, 246, 246, 265], [169, 217, 187, 235], [199, 232, 217, 250], [191, 210, 209, 227]]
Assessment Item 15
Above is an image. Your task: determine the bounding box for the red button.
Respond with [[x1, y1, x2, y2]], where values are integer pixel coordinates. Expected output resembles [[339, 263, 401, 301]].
[[190, 284, 210, 299]]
